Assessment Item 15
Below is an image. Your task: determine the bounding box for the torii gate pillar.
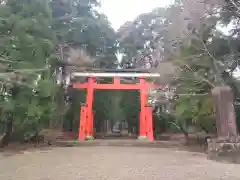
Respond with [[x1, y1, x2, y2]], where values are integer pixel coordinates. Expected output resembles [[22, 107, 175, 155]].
[[139, 78, 147, 138], [85, 77, 94, 139]]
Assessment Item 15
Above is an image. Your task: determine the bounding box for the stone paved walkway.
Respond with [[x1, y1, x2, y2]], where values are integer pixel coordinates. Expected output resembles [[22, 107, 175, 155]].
[[0, 144, 240, 180]]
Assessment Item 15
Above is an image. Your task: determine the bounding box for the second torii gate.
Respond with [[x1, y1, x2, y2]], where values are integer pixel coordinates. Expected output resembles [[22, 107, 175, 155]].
[[72, 72, 160, 141]]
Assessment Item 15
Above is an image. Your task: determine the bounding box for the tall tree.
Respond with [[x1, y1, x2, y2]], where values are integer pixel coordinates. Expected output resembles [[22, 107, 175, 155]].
[[50, 0, 119, 133], [0, 0, 58, 146], [117, 0, 240, 137]]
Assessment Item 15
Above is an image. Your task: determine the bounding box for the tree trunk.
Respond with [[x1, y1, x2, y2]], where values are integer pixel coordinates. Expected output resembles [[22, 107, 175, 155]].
[[0, 119, 13, 148], [183, 131, 189, 145], [212, 86, 237, 137], [178, 123, 189, 145], [128, 121, 134, 135], [128, 124, 132, 134]]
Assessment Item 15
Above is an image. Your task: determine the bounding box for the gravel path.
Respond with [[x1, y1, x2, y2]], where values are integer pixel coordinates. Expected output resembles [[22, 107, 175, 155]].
[[0, 145, 240, 180]]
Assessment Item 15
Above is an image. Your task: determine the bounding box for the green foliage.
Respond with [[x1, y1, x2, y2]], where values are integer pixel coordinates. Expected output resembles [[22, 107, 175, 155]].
[[0, 0, 58, 142], [117, 1, 240, 135], [118, 7, 170, 68], [1, 0, 240, 143], [174, 94, 215, 132], [50, 0, 118, 67], [0, 0, 120, 142]]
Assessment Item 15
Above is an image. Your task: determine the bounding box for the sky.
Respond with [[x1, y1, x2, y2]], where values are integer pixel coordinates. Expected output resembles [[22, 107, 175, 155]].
[[99, 0, 173, 30]]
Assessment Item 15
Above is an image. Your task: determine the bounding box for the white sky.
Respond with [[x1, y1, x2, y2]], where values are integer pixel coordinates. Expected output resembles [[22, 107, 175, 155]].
[[100, 0, 173, 30]]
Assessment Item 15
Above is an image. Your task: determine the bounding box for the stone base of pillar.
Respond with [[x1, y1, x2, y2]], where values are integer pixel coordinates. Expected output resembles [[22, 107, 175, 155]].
[[207, 137, 240, 164], [85, 136, 94, 141], [137, 136, 148, 140]]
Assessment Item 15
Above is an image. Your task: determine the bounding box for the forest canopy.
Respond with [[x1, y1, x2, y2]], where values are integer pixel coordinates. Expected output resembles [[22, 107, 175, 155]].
[[0, 0, 240, 145]]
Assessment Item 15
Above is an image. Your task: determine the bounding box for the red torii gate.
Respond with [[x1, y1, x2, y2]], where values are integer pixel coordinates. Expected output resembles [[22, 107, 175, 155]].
[[72, 72, 160, 141]]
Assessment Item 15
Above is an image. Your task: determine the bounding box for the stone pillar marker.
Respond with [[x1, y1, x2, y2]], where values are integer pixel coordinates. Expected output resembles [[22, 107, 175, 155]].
[[208, 86, 240, 164], [211, 86, 237, 137]]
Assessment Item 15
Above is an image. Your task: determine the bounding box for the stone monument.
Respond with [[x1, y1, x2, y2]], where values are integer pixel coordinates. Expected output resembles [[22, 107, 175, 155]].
[[208, 86, 240, 163]]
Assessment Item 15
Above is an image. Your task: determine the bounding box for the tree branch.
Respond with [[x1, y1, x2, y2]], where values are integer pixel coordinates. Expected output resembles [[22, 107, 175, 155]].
[[201, 38, 224, 85], [229, 0, 240, 15]]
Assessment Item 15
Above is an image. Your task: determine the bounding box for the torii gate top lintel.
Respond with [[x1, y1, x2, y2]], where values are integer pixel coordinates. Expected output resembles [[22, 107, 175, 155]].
[[72, 72, 161, 90], [72, 72, 160, 78]]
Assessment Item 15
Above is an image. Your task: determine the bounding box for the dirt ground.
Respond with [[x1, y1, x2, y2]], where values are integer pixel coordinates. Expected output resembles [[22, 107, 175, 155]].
[[0, 141, 240, 180]]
